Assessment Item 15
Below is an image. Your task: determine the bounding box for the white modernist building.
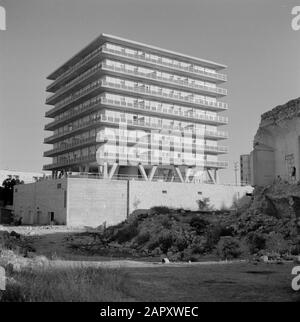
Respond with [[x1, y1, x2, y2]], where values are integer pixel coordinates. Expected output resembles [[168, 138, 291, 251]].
[[43, 34, 229, 184]]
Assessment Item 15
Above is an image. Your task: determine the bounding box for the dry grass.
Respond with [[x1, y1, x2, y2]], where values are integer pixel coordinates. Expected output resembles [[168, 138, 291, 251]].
[[1, 266, 133, 302]]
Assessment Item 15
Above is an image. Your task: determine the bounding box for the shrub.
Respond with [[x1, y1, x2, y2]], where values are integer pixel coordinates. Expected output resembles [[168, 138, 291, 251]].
[[205, 224, 232, 250], [196, 198, 212, 211], [150, 206, 171, 215], [247, 232, 266, 254], [265, 233, 289, 255], [217, 237, 241, 260], [158, 232, 174, 254], [174, 236, 188, 252], [190, 216, 209, 234], [135, 231, 150, 246], [161, 216, 172, 229], [112, 222, 139, 243]]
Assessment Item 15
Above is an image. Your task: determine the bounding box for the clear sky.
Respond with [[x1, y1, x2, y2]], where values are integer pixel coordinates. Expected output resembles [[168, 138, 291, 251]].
[[0, 0, 300, 184]]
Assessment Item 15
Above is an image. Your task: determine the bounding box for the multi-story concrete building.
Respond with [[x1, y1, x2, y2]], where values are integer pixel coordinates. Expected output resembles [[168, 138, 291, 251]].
[[240, 154, 251, 186], [43, 34, 228, 183]]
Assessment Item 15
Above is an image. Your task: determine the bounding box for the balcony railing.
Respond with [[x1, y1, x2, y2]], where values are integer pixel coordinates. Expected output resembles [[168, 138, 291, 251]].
[[102, 134, 228, 154], [44, 136, 97, 157], [44, 113, 228, 144], [101, 97, 228, 125], [46, 60, 227, 104], [102, 152, 228, 168], [102, 45, 227, 82], [46, 63, 102, 103], [101, 80, 228, 111], [43, 154, 96, 170], [47, 44, 227, 92], [47, 46, 103, 91], [102, 63, 227, 96]]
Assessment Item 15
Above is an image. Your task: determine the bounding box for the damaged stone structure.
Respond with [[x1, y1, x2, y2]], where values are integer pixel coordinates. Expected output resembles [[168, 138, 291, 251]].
[[251, 97, 300, 186]]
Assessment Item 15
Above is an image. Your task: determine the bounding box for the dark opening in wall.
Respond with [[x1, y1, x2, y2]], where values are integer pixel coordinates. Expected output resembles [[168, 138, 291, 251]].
[[162, 190, 167, 194], [57, 183, 62, 189]]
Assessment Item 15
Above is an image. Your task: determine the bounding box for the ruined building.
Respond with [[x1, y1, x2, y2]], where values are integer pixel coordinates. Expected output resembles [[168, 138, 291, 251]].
[[251, 97, 300, 186]]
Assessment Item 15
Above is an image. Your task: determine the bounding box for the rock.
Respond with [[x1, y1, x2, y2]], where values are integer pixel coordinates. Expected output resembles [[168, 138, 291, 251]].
[[161, 257, 170, 264], [261, 255, 269, 263]]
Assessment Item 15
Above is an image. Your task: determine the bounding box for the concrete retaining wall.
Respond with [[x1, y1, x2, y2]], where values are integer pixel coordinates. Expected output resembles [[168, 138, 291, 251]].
[[67, 178, 127, 227], [14, 179, 253, 227], [129, 181, 253, 213]]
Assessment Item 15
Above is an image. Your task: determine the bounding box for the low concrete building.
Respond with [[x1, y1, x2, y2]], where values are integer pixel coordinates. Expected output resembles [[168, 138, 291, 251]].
[[13, 178, 252, 227], [251, 97, 300, 186]]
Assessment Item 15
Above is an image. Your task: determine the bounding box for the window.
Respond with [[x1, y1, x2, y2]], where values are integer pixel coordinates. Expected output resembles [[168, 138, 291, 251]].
[[162, 190, 167, 194], [57, 183, 62, 189]]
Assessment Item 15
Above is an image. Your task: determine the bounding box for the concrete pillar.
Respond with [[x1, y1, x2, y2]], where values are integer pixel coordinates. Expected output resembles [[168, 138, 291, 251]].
[[103, 162, 108, 179], [84, 164, 89, 173]]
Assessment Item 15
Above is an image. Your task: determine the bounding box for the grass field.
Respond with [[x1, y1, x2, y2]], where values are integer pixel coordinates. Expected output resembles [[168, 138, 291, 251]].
[[124, 262, 300, 302], [1, 262, 299, 302]]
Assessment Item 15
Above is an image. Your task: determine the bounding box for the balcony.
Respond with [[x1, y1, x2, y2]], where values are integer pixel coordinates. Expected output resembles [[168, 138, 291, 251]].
[[102, 63, 227, 97], [43, 136, 97, 157], [43, 154, 97, 170], [102, 152, 228, 168], [101, 97, 228, 126], [102, 135, 228, 155], [101, 80, 228, 111], [99, 114, 228, 140], [44, 113, 228, 144], [101, 46, 227, 83], [46, 61, 227, 105], [46, 46, 103, 92]]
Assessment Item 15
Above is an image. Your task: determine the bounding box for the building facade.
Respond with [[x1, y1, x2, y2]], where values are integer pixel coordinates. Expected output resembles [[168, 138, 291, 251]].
[[44, 34, 228, 183], [240, 154, 251, 186], [251, 97, 300, 186]]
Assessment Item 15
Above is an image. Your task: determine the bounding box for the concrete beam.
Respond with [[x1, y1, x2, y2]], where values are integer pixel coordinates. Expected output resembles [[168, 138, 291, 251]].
[[175, 167, 184, 183], [138, 164, 148, 181], [108, 163, 119, 180], [148, 166, 157, 181], [206, 169, 216, 184]]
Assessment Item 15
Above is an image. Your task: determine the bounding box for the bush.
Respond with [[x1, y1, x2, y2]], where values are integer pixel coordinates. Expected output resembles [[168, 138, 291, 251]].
[[158, 232, 174, 254], [112, 222, 139, 243], [190, 216, 209, 234], [135, 231, 150, 246], [150, 206, 171, 215], [205, 224, 233, 250], [196, 198, 212, 211], [247, 232, 266, 254], [161, 216, 172, 229], [217, 237, 241, 260], [174, 236, 188, 252]]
